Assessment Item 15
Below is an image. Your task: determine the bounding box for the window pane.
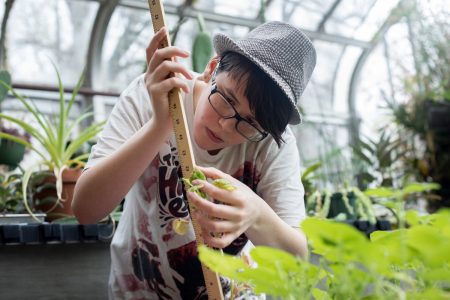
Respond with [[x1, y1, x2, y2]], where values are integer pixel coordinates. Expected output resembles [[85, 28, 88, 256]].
[[98, 6, 165, 91], [266, 0, 336, 31], [8, 0, 98, 85], [194, 0, 261, 19]]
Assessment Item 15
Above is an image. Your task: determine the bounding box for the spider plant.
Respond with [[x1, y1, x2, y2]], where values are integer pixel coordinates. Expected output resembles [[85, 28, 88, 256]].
[[0, 64, 105, 220]]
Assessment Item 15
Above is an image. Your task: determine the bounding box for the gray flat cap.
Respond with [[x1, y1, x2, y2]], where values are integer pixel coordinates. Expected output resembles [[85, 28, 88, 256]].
[[213, 21, 316, 125]]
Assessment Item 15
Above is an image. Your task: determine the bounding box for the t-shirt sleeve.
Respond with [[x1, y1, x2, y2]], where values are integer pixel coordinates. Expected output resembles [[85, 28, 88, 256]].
[[86, 74, 151, 168], [256, 128, 305, 228]]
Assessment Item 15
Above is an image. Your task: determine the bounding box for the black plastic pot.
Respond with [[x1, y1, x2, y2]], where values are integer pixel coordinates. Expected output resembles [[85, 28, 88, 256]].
[[425, 100, 450, 210], [1, 225, 21, 243], [0, 223, 114, 245], [62, 224, 81, 242], [42, 223, 62, 242], [426, 101, 450, 134], [327, 192, 357, 220], [346, 219, 391, 237], [0, 138, 25, 168]]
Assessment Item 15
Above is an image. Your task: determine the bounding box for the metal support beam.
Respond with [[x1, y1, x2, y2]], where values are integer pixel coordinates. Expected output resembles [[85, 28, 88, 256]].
[[317, 0, 342, 32], [82, 0, 119, 125], [347, 0, 408, 144], [12, 83, 120, 97], [85, 0, 120, 88], [118, 0, 371, 48]]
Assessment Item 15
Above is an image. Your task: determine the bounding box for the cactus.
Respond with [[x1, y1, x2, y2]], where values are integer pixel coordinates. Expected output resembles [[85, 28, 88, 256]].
[[192, 13, 213, 73]]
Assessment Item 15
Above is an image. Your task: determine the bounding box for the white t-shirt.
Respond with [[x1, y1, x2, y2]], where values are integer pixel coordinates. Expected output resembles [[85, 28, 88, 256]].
[[86, 74, 305, 299]]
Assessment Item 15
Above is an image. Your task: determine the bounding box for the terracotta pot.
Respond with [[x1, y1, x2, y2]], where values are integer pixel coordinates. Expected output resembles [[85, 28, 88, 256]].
[[33, 168, 82, 222]]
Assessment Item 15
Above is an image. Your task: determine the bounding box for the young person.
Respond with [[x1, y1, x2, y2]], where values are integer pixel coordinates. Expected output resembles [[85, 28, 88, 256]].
[[73, 21, 316, 299]]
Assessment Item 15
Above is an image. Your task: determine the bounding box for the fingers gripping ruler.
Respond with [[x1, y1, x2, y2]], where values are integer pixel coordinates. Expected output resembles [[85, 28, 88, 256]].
[[146, 1, 224, 299]]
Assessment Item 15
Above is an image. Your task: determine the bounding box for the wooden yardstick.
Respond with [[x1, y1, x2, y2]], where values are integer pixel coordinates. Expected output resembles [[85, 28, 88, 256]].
[[146, 1, 224, 299]]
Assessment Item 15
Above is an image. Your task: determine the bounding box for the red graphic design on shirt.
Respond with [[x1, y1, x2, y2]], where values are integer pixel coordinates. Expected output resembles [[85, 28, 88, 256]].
[[142, 155, 160, 203], [138, 210, 153, 241], [232, 161, 261, 192], [167, 240, 208, 299], [116, 274, 147, 293], [131, 239, 175, 299]]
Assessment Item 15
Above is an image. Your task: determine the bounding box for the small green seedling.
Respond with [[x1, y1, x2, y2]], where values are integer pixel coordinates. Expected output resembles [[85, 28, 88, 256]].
[[173, 168, 236, 235]]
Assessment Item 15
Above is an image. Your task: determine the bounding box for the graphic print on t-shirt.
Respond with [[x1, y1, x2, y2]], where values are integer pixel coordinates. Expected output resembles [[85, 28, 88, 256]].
[[158, 145, 189, 230], [131, 239, 174, 299], [167, 240, 208, 299]]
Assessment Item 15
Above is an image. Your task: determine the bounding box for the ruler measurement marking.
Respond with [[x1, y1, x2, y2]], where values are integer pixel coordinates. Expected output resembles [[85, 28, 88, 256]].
[[146, 1, 224, 299]]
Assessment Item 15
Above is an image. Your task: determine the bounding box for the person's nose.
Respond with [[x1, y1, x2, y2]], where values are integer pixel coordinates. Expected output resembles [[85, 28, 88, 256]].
[[218, 117, 236, 133]]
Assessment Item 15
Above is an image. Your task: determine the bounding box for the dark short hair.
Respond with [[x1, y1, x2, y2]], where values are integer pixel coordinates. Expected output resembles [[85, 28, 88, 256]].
[[216, 51, 293, 147]]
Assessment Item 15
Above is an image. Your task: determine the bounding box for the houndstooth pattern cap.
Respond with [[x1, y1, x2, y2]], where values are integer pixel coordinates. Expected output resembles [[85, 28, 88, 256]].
[[213, 21, 316, 125]]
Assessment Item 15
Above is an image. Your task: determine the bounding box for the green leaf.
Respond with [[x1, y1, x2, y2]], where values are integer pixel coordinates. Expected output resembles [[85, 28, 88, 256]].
[[431, 209, 450, 234], [406, 225, 449, 267], [379, 200, 398, 210], [0, 71, 12, 102], [212, 178, 236, 191], [401, 182, 440, 195], [364, 187, 395, 198], [302, 218, 368, 262], [249, 246, 301, 274], [240, 266, 291, 296], [405, 210, 421, 227], [421, 266, 450, 283], [301, 162, 321, 180], [406, 287, 450, 300], [197, 245, 249, 281], [191, 168, 206, 181], [312, 288, 332, 300]]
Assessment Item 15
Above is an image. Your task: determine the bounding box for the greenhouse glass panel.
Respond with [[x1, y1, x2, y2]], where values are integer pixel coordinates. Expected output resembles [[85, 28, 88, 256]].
[[266, 0, 335, 31], [98, 5, 162, 92], [98, 3, 254, 92], [352, 0, 400, 41], [334, 45, 363, 114], [356, 22, 413, 137], [355, 0, 449, 138], [323, 0, 377, 37], [193, 0, 261, 19], [300, 41, 344, 115], [292, 122, 353, 187], [7, 0, 98, 86]]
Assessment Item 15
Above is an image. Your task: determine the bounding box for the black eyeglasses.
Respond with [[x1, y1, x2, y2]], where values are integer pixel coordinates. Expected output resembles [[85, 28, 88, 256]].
[[208, 83, 268, 142]]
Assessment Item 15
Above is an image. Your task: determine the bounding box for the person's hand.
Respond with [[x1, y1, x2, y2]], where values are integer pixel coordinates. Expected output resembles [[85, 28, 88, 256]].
[[144, 27, 193, 132], [187, 166, 264, 249]]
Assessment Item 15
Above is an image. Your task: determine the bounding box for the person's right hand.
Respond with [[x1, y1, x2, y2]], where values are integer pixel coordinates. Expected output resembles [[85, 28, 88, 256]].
[[144, 27, 193, 132]]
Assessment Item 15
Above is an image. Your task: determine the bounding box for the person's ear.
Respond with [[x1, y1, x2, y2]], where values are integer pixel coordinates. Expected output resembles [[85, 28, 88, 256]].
[[198, 55, 220, 83]]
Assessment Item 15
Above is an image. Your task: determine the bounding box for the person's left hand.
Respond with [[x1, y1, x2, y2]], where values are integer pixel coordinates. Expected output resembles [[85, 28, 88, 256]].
[[187, 166, 263, 249]]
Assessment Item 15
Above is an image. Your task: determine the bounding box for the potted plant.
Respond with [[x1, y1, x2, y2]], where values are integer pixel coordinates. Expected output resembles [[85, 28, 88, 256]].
[[0, 64, 105, 221], [0, 125, 31, 168], [0, 70, 31, 169], [385, 2, 450, 212], [198, 182, 448, 299], [305, 186, 389, 236], [0, 170, 47, 224], [198, 209, 449, 299]]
